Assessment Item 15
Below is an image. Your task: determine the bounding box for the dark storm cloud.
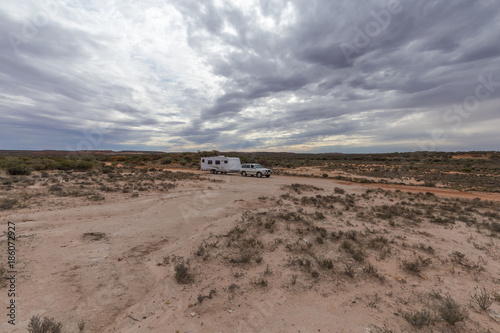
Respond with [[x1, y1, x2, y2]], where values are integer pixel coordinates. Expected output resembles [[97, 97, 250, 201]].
[[171, 0, 500, 151]]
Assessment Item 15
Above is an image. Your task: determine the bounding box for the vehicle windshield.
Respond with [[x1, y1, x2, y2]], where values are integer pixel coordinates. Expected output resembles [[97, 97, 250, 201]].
[[253, 164, 263, 168]]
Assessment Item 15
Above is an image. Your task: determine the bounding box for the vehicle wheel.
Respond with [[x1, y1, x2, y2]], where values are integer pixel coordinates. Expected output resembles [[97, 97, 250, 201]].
[[211, 169, 215, 174], [241, 171, 247, 177], [257, 172, 262, 178], [266, 175, 270, 178]]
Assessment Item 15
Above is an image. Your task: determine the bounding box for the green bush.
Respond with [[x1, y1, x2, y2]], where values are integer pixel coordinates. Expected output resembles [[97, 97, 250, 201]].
[[161, 157, 173, 164], [2, 158, 31, 175]]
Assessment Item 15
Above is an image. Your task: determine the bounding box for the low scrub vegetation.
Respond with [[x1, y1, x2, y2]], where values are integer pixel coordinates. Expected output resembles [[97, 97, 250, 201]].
[[27, 315, 62, 333]]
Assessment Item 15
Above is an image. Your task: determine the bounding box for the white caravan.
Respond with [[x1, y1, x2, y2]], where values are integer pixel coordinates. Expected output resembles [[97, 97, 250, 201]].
[[200, 155, 241, 174]]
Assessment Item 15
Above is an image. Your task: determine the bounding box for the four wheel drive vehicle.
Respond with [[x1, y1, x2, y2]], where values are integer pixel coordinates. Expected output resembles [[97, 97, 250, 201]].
[[239, 164, 272, 178]]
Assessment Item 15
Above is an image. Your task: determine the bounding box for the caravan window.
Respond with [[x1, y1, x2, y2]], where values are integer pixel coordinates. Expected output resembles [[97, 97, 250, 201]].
[[202, 159, 205, 163], [224, 160, 228, 163], [215, 160, 221, 165], [208, 160, 213, 164]]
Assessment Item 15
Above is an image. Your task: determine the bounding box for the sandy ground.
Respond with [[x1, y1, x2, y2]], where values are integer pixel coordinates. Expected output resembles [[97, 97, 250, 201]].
[[1, 172, 500, 332]]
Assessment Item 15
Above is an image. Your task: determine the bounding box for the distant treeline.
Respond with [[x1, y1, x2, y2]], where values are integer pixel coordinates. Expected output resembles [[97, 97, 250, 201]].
[[0, 150, 498, 176]]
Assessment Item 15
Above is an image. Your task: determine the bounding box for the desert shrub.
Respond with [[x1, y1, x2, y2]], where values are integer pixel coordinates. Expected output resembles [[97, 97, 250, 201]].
[[450, 251, 466, 265], [401, 257, 431, 274], [368, 236, 389, 249], [469, 287, 494, 311], [254, 278, 268, 287], [491, 221, 500, 233], [403, 309, 432, 328], [350, 249, 365, 262], [341, 240, 353, 251], [363, 263, 380, 277], [56, 159, 94, 171], [174, 262, 193, 284], [27, 315, 62, 333], [0, 198, 18, 210], [101, 166, 114, 174], [4, 159, 31, 175], [161, 156, 173, 164], [318, 259, 334, 270], [416, 243, 434, 254], [283, 183, 323, 194], [334, 187, 345, 194], [344, 263, 355, 277], [345, 230, 357, 240], [439, 297, 467, 325], [314, 211, 326, 220], [78, 319, 85, 331], [82, 232, 106, 241]]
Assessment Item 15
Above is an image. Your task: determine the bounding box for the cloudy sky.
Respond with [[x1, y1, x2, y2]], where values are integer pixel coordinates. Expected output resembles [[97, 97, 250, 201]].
[[1, 0, 499, 153]]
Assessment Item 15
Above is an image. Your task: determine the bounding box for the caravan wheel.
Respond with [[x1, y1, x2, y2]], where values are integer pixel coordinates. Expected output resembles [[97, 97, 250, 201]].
[[210, 169, 215, 174]]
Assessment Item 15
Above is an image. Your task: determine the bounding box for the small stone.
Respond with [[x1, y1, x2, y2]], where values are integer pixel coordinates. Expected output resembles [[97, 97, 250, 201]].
[[190, 312, 196, 317], [489, 308, 500, 322], [394, 275, 406, 283]]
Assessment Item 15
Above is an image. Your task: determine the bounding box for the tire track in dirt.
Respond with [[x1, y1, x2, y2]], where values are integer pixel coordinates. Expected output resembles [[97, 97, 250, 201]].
[[169, 168, 500, 202]]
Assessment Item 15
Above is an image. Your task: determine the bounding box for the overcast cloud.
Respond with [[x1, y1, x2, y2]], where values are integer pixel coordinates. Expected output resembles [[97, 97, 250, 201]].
[[1, 0, 499, 152]]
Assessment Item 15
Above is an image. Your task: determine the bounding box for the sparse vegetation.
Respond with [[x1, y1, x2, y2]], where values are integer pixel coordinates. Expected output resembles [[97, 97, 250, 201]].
[[82, 232, 106, 241], [174, 261, 193, 284], [401, 257, 431, 274], [1, 150, 500, 332], [439, 296, 467, 325], [403, 309, 432, 328], [27, 315, 62, 333], [0, 197, 17, 210], [469, 287, 494, 311]]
